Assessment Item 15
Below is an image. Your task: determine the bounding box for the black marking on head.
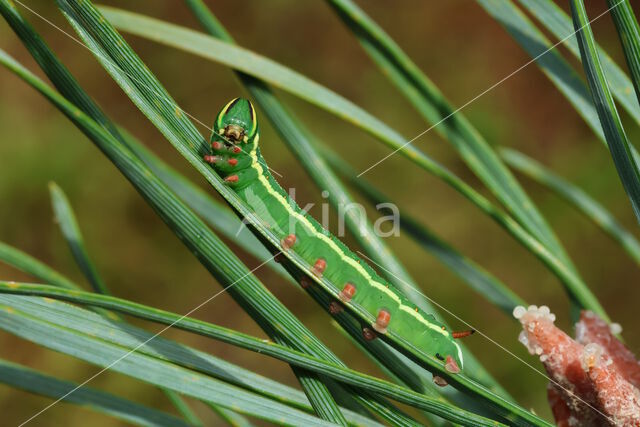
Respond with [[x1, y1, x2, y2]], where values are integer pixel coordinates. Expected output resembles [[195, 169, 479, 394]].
[[227, 98, 240, 111], [248, 101, 256, 125]]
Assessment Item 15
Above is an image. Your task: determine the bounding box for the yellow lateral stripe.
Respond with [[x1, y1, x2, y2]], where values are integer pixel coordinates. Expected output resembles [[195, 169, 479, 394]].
[[248, 135, 448, 338]]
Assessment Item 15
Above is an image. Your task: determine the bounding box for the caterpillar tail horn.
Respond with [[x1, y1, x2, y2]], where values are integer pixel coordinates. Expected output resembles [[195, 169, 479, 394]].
[[452, 329, 475, 339]]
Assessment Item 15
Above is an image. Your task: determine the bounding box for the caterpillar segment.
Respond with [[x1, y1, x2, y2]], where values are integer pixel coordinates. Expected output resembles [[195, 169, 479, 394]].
[[205, 98, 468, 373]]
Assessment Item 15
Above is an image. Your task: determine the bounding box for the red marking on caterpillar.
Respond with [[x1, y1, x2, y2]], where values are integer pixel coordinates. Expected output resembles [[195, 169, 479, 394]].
[[204, 155, 218, 164], [312, 258, 326, 277], [372, 309, 391, 334], [362, 327, 377, 341], [445, 355, 460, 374], [212, 141, 223, 150], [339, 283, 356, 303], [224, 175, 239, 183], [228, 158, 238, 166], [452, 329, 475, 339], [329, 301, 343, 314], [232, 146, 242, 153], [281, 234, 297, 251], [432, 376, 448, 387]]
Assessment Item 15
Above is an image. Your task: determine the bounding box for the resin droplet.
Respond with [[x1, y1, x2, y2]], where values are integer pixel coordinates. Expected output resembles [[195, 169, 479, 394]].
[[372, 309, 391, 334], [539, 305, 551, 317], [513, 305, 527, 319], [581, 343, 604, 371], [609, 323, 622, 335], [339, 283, 356, 303]]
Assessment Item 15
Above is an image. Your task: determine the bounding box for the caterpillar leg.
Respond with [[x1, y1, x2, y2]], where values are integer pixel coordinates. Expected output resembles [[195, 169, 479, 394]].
[[362, 327, 377, 341], [433, 376, 448, 387], [329, 301, 343, 314], [300, 276, 312, 289]]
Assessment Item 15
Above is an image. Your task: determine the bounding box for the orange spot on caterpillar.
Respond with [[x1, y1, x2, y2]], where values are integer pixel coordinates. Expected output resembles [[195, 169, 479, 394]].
[[432, 375, 448, 387], [445, 355, 460, 374], [452, 329, 475, 339], [329, 301, 343, 315], [212, 141, 223, 150], [312, 258, 326, 277], [225, 175, 239, 183], [362, 327, 377, 341], [232, 146, 242, 153], [339, 283, 356, 303], [228, 158, 238, 167], [372, 308, 391, 334], [281, 234, 296, 251]]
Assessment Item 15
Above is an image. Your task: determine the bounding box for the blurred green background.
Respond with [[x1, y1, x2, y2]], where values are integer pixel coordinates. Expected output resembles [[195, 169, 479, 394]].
[[1, 0, 639, 425]]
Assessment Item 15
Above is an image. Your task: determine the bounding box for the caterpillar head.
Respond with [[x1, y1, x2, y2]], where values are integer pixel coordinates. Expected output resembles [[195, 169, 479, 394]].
[[213, 98, 259, 145]]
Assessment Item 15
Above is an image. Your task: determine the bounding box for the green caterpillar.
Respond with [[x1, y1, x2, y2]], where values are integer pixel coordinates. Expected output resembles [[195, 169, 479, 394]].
[[204, 98, 469, 377]]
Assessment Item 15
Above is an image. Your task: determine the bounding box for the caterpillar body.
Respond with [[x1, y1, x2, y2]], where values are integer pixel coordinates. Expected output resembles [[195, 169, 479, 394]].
[[205, 98, 467, 374]]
